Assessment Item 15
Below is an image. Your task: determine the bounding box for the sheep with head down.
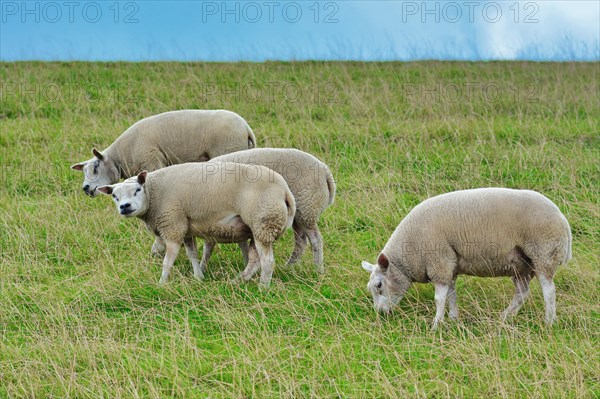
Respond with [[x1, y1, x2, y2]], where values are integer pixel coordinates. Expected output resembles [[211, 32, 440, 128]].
[[361, 188, 572, 329]]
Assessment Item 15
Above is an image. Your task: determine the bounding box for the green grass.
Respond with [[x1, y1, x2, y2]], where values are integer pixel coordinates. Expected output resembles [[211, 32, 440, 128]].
[[0, 61, 599, 398]]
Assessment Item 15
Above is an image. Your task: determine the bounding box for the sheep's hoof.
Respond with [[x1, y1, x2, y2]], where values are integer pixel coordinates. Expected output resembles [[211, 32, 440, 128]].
[[431, 318, 443, 331], [500, 311, 513, 323], [315, 264, 325, 275], [231, 275, 244, 285], [193, 273, 205, 281], [544, 317, 557, 327], [158, 276, 168, 285]]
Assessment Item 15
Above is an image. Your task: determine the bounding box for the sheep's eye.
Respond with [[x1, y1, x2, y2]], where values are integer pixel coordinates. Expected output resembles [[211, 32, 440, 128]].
[[135, 188, 141, 195], [112, 194, 117, 200], [375, 282, 383, 290]]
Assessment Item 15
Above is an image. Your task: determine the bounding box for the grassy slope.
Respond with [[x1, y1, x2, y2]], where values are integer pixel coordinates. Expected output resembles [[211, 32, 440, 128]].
[[0, 62, 598, 398]]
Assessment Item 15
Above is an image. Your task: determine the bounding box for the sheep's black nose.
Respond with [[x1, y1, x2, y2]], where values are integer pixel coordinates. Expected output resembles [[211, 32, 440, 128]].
[[83, 185, 90, 193], [120, 203, 131, 210]]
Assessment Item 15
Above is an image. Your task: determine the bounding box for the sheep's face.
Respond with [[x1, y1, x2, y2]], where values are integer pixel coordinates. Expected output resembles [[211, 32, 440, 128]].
[[362, 253, 411, 313], [97, 171, 149, 218], [71, 148, 119, 197]]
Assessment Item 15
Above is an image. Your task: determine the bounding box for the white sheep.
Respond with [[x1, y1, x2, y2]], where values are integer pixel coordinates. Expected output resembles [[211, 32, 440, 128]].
[[71, 109, 256, 196], [361, 188, 572, 328], [97, 162, 295, 288], [211, 148, 335, 273]]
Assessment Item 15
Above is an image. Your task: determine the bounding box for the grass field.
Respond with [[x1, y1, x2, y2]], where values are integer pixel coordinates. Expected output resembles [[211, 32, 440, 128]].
[[0, 61, 598, 398]]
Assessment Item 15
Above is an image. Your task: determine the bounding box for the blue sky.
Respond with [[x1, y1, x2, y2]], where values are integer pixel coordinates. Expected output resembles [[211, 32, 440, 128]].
[[1, 1, 598, 61]]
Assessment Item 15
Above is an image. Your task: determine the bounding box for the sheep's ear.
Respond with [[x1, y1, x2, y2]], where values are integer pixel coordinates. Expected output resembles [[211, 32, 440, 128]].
[[377, 253, 389, 272], [361, 261, 375, 273], [97, 185, 113, 195], [92, 148, 104, 160], [71, 162, 86, 171], [137, 170, 148, 185]]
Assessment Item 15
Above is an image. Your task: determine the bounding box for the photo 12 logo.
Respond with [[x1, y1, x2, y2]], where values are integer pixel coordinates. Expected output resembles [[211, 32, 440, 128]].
[[201, 81, 339, 104], [201, 1, 340, 23], [1, 81, 139, 104], [1, 1, 140, 23], [400, 1, 540, 23]]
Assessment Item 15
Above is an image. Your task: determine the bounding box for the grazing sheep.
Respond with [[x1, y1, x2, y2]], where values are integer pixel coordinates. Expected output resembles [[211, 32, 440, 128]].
[[211, 148, 336, 273], [71, 109, 256, 197], [97, 162, 295, 288], [361, 188, 572, 328]]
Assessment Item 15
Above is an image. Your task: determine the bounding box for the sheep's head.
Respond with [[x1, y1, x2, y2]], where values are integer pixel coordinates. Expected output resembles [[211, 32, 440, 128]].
[[97, 171, 149, 218], [362, 253, 411, 313], [71, 148, 119, 197]]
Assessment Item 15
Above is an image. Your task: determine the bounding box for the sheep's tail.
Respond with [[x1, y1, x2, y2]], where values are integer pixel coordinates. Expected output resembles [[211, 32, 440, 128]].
[[247, 125, 257, 149], [325, 169, 336, 206], [284, 189, 296, 230], [564, 221, 573, 264]]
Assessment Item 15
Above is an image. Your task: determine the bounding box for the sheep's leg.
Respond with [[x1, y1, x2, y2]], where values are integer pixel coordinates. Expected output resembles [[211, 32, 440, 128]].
[[432, 283, 449, 330], [151, 237, 166, 257], [448, 279, 459, 320], [305, 227, 325, 274], [537, 273, 557, 325], [159, 241, 181, 284], [183, 237, 203, 280], [501, 274, 533, 321], [255, 242, 275, 289], [238, 240, 250, 265], [287, 224, 308, 266], [198, 241, 215, 278], [233, 241, 261, 283]]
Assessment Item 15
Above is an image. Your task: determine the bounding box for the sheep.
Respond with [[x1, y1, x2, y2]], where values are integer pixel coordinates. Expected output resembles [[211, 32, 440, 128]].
[[211, 148, 336, 273], [71, 109, 256, 197], [361, 188, 572, 329], [97, 162, 295, 288]]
